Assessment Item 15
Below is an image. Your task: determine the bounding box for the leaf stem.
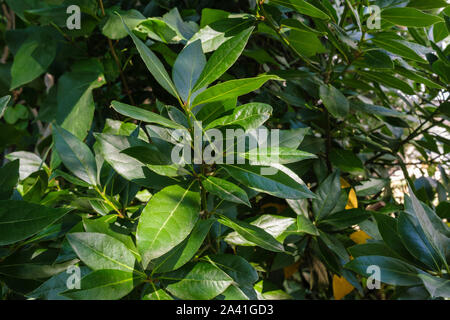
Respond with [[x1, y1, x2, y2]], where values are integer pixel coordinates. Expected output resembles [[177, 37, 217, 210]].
[[94, 185, 124, 218]]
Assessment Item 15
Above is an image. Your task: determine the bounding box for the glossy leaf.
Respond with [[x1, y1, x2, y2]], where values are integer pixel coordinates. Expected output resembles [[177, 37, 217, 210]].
[[173, 40, 206, 103], [205, 103, 272, 130], [319, 84, 349, 118], [161, 262, 233, 299], [111, 101, 184, 130], [136, 184, 200, 267], [150, 219, 214, 273], [192, 74, 280, 107], [218, 214, 285, 252], [0, 200, 70, 245], [192, 27, 254, 92], [382, 8, 443, 27], [121, 16, 180, 99], [62, 269, 143, 300], [202, 177, 250, 207], [222, 164, 315, 199], [67, 232, 137, 273], [270, 0, 329, 20], [345, 256, 424, 286], [239, 147, 317, 165], [53, 125, 97, 186]]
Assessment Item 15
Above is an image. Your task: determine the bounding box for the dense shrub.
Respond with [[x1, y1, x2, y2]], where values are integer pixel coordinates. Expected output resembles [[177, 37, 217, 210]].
[[0, 0, 449, 300]]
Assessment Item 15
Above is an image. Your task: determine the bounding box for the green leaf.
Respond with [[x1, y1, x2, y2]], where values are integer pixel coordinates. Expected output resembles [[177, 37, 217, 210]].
[[224, 214, 296, 246], [94, 133, 147, 182], [348, 242, 400, 259], [359, 50, 393, 69], [27, 267, 90, 300], [358, 70, 415, 95], [209, 254, 258, 286], [0, 95, 11, 119], [355, 178, 389, 196], [5, 151, 43, 180], [372, 38, 427, 63], [83, 216, 139, 259], [372, 212, 419, 263], [0, 200, 70, 245], [161, 262, 233, 300], [188, 18, 255, 53], [142, 287, 174, 300], [296, 215, 319, 236], [195, 98, 237, 124], [382, 8, 443, 27], [67, 232, 137, 273], [345, 256, 424, 286], [278, 128, 311, 149], [270, 0, 330, 20], [408, 0, 449, 10], [150, 219, 214, 274], [95, 133, 177, 188], [62, 269, 143, 300], [173, 40, 206, 103], [121, 145, 170, 165], [121, 15, 180, 100], [53, 125, 97, 186], [351, 101, 405, 118], [102, 9, 145, 40], [288, 30, 326, 57], [137, 18, 179, 44], [398, 212, 444, 271], [192, 27, 254, 92], [192, 74, 279, 107], [136, 184, 200, 268], [205, 103, 272, 130], [0, 160, 19, 200], [395, 66, 444, 89], [202, 177, 250, 207], [56, 59, 106, 139], [318, 209, 371, 232], [222, 164, 315, 199], [218, 214, 285, 252], [49, 169, 91, 187], [111, 101, 184, 130], [419, 274, 450, 298], [10, 27, 57, 90], [312, 170, 342, 220], [319, 230, 350, 263], [218, 285, 250, 300], [254, 280, 292, 300], [406, 186, 450, 268], [0, 250, 77, 280], [200, 8, 230, 28], [239, 147, 316, 166], [330, 149, 364, 174], [319, 84, 349, 118]]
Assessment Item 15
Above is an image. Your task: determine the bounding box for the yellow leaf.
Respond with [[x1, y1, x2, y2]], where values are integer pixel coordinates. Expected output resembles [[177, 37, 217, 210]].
[[283, 261, 300, 279], [333, 275, 354, 300], [340, 177, 351, 188], [350, 230, 371, 244], [345, 188, 358, 209]]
